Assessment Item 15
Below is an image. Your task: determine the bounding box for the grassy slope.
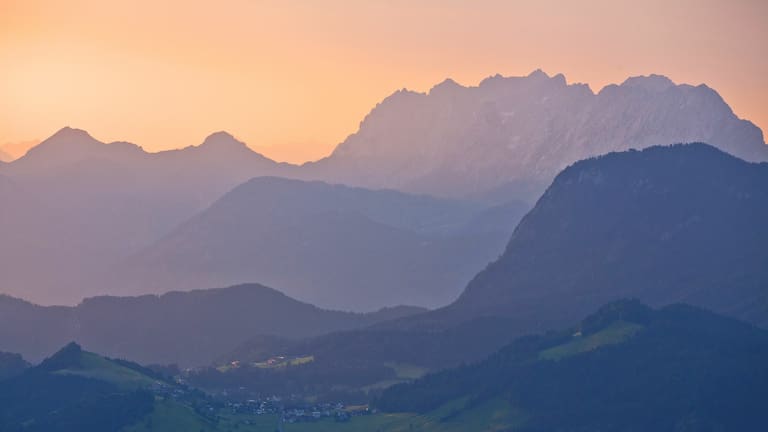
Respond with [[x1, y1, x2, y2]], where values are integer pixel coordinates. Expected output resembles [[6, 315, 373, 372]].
[[539, 321, 644, 360], [53, 351, 158, 389]]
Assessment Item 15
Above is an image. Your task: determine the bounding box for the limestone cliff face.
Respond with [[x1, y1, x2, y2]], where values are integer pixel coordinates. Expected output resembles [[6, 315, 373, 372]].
[[306, 71, 766, 201]]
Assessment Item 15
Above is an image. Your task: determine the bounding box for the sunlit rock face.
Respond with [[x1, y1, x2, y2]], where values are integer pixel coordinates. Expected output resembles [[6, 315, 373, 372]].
[[306, 70, 766, 202]]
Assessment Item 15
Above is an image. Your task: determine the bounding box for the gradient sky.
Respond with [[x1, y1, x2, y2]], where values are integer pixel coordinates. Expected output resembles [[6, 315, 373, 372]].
[[2, 0, 766, 163]]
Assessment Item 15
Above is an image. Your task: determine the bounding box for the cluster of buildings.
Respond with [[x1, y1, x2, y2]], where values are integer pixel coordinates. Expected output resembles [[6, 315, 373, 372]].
[[281, 402, 363, 423], [223, 397, 375, 424]]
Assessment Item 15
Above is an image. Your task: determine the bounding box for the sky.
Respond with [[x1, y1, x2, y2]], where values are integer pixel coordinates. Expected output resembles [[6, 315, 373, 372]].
[[1, 0, 767, 163]]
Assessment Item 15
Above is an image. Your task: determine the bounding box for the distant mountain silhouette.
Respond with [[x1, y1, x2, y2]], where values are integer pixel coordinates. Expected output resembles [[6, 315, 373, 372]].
[[375, 300, 768, 431], [4, 127, 283, 176], [108, 177, 518, 310], [0, 129, 528, 307], [433, 143, 768, 330], [6, 127, 145, 172], [0, 128, 292, 304], [0, 284, 426, 366], [303, 71, 767, 201]]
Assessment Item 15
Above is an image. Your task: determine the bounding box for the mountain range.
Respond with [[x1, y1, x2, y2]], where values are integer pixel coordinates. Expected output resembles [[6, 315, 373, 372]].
[[0, 128, 289, 304], [1, 69, 767, 431], [0, 129, 523, 307], [1, 71, 766, 310], [302, 71, 767, 201], [2, 143, 765, 371]]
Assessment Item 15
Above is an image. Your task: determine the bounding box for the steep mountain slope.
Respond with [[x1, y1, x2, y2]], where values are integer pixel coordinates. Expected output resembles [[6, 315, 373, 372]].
[[375, 301, 768, 432], [437, 143, 768, 329], [111, 177, 515, 310], [304, 71, 767, 201], [0, 284, 426, 366]]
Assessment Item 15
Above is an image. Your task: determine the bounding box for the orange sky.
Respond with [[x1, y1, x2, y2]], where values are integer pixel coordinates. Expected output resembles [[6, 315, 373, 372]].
[[1, 0, 766, 163]]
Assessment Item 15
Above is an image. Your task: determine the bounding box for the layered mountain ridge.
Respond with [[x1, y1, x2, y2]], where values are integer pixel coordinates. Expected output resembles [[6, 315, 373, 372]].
[[1, 70, 766, 309], [104, 176, 517, 310], [0, 283, 426, 366]]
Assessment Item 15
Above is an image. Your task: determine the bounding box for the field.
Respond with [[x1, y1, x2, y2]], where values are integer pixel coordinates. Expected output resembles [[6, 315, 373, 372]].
[[539, 321, 644, 360], [53, 351, 159, 389]]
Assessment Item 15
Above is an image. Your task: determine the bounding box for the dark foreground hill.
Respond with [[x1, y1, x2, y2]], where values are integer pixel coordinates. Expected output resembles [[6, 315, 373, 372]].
[[0, 284, 425, 366], [0, 343, 158, 432], [0, 342, 238, 432], [375, 300, 768, 432], [436, 143, 768, 329]]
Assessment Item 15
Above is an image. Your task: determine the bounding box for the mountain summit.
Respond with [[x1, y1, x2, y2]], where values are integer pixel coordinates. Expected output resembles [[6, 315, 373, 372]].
[[10, 126, 143, 172], [43, 126, 94, 143], [619, 73, 675, 92], [303, 71, 767, 201], [197, 131, 252, 152]]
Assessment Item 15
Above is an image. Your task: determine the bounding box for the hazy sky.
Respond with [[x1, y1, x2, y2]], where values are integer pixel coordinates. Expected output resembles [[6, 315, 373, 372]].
[[2, 0, 766, 163]]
